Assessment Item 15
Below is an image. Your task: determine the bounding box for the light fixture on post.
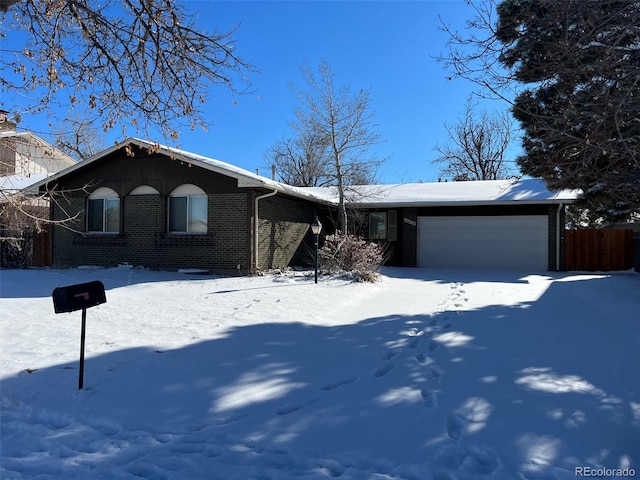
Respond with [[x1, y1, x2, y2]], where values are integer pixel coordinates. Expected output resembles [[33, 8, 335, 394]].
[[310, 218, 322, 284]]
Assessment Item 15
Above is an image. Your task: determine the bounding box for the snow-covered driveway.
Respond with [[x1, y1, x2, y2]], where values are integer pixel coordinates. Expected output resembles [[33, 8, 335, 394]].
[[1, 267, 639, 479]]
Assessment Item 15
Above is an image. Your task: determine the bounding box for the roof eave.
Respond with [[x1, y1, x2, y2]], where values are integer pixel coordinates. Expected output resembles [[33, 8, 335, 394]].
[[348, 198, 578, 209], [30, 138, 338, 206]]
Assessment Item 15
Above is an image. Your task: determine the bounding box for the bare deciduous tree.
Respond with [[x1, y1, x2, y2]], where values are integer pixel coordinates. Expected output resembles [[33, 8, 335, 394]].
[[433, 101, 517, 181], [266, 130, 331, 187], [437, 0, 517, 101], [270, 59, 385, 232], [0, 0, 253, 142], [52, 116, 106, 161]]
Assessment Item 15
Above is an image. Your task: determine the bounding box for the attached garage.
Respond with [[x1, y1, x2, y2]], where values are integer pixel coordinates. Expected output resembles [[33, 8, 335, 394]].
[[346, 179, 578, 271], [304, 178, 579, 272], [417, 215, 549, 270]]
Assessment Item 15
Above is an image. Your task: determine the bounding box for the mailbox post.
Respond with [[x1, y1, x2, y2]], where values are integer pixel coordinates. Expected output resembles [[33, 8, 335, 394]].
[[52, 281, 106, 389]]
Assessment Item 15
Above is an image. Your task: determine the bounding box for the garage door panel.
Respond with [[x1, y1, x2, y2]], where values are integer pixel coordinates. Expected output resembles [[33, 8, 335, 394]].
[[417, 215, 548, 270]]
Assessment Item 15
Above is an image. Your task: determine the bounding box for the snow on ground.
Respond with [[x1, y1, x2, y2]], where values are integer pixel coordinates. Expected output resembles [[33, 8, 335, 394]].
[[1, 266, 639, 480]]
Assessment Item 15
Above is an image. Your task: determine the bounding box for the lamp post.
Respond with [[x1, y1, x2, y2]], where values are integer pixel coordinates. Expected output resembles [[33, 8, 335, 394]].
[[311, 218, 322, 284]]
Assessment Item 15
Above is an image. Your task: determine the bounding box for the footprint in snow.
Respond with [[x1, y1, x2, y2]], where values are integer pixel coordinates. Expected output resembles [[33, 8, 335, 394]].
[[95, 423, 120, 436], [321, 377, 357, 391], [467, 447, 499, 475], [436, 444, 498, 475], [210, 412, 250, 426], [317, 460, 347, 477], [428, 340, 440, 351], [381, 349, 401, 361], [415, 353, 432, 365], [372, 363, 395, 378], [421, 388, 438, 408], [276, 398, 318, 416], [446, 413, 467, 440], [155, 433, 173, 444], [408, 335, 424, 349], [428, 367, 444, 382]]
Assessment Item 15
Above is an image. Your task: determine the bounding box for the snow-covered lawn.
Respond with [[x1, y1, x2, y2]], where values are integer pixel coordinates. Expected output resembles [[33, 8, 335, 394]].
[[1, 266, 638, 480]]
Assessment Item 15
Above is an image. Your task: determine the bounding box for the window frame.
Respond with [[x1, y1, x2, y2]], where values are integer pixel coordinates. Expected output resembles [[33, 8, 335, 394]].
[[87, 188, 120, 234], [369, 211, 388, 240], [168, 185, 208, 234], [368, 210, 397, 241]]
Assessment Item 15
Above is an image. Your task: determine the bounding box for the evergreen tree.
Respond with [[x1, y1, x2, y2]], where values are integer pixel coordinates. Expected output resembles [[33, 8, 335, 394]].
[[495, 0, 640, 220]]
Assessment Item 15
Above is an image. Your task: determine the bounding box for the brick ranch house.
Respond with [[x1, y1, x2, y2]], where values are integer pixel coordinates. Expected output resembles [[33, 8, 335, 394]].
[[34, 138, 577, 273]]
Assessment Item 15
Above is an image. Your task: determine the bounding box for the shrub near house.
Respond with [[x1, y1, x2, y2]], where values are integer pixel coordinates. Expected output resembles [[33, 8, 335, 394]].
[[319, 232, 385, 282]]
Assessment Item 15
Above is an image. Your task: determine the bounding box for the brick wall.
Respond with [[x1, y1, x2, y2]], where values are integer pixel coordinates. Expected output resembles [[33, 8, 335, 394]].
[[122, 195, 162, 266], [0, 136, 16, 176], [51, 193, 249, 272], [257, 195, 315, 271], [208, 194, 249, 270], [0, 114, 16, 175], [52, 197, 87, 268]]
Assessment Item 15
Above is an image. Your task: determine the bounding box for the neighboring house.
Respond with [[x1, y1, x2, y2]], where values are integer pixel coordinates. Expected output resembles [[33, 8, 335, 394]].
[[33, 137, 578, 273], [1, 110, 78, 267], [0, 110, 77, 196]]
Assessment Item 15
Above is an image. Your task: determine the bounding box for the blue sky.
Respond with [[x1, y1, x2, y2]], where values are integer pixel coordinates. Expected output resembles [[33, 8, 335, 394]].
[[3, 1, 519, 184]]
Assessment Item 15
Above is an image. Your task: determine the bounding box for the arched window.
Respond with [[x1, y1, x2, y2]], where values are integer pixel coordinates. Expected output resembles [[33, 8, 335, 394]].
[[88, 187, 120, 233], [129, 185, 160, 195], [168, 184, 207, 233]]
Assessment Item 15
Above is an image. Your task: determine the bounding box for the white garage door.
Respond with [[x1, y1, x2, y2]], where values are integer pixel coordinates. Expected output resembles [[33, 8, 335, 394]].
[[417, 215, 549, 270]]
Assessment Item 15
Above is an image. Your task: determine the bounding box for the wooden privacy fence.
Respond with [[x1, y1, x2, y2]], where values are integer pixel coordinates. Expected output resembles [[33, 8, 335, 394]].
[[565, 229, 635, 271], [0, 224, 50, 268], [32, 224, 50, 267]]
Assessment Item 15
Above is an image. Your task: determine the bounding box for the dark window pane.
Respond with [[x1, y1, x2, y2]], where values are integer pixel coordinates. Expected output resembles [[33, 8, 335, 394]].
[[88, 199, 104, 232], [169, 196, 188, 232], [369, 212, 387, 240]]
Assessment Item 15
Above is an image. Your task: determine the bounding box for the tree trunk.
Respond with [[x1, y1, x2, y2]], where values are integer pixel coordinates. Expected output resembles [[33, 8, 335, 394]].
[[334, 148, 348, 232]]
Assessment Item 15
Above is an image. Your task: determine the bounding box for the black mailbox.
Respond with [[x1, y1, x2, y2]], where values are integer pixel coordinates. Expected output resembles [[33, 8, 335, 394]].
[[52, 281, 106, 313], [52, 280, 107, 390]]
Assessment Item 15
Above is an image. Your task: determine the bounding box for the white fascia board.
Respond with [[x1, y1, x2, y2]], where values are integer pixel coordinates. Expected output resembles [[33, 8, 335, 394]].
[[349, 199, 577, 209]]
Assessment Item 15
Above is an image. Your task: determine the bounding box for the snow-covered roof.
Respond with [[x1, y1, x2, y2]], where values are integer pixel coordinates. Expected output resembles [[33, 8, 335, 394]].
[[301, 179, 578, 207], [0, 173, 49, 193], [29, 138, 578, 207], [29, 138, 337, 205]]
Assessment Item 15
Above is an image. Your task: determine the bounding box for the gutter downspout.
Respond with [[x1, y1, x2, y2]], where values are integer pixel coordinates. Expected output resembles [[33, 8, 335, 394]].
[[556, 202, 564, 271], [254, 189, 278, 273]]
